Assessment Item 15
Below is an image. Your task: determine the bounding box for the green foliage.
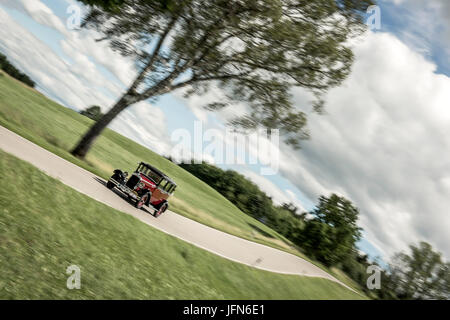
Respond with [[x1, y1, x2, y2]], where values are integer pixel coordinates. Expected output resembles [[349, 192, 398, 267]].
[[383, 242, 449, 300], [300, 194, 362, 266], [343, 241, 450, 300], [78, 0, 125, 12], [0, 52, 35, 87], [75, 0, 373, 154], [79, 0, 176, 13], [340, 248, 384, 297], [341, 251, 368, 284], [80, 105, 104, 121]]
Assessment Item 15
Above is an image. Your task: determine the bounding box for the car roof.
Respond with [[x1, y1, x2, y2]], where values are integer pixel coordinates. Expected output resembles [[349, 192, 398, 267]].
[[140, 162, 177, 186]]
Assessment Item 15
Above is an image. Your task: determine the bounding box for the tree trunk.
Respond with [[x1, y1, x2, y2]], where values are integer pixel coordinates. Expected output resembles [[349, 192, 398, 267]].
[[71, 94, 135, 158]]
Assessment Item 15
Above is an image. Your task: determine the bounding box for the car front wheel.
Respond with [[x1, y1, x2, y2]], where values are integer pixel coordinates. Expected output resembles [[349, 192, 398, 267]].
[[106, 180, 115, 189], [135, 192, 149, 209]]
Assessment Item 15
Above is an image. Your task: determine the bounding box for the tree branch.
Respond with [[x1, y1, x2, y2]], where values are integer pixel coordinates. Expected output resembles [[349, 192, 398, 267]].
[[138, 15, 233, 100], [127, 15, 179, 95]]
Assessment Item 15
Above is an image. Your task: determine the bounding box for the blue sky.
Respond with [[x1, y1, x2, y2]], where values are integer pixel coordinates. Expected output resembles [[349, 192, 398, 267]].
[[1, 0, 449, 264]]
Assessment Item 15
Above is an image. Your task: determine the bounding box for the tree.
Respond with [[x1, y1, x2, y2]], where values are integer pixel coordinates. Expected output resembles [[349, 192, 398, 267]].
[[282, 202, 298, 216], [71, 0, 373, 158], [341, 249, 371, 289], [80, 105, 104, 121], [300, 194, 362, 266], [386, 242, 449, 300]]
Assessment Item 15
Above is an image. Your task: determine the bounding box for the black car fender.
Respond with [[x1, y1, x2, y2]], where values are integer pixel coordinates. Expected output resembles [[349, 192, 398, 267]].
[[113, 169, 124, 177], [153, 200, 168, 210], [112, 169, 127, 183]]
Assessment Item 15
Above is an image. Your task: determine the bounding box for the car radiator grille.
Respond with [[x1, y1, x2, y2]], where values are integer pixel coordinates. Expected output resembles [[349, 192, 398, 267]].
[[126, 175, 140, 189]]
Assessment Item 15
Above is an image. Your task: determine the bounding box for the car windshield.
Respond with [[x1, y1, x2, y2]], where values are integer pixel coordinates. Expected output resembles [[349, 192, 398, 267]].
[[140, 166, 162, 184]]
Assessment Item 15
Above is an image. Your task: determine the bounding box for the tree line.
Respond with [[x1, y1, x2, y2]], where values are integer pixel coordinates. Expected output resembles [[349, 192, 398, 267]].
[[0, 53, 35, 88], [177, 160, 449, 299]]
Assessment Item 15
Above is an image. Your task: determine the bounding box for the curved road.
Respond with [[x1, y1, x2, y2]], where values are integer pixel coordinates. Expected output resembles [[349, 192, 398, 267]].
[[0, 125, 355, 293]]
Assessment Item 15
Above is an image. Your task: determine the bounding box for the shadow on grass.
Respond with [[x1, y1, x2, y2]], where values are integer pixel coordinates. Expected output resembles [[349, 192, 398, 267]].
[[247, 222, 275, 239], [92, 176, 154, 216], [248, 222, 301, 251]]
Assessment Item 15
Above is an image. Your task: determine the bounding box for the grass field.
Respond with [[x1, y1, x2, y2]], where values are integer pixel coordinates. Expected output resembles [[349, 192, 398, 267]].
[[0, 149, 364, 299], [0, 71, 365, 295]]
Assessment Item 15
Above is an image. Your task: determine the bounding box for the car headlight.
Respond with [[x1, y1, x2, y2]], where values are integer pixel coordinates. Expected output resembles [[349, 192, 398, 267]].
[[137, 181, 145, 188]]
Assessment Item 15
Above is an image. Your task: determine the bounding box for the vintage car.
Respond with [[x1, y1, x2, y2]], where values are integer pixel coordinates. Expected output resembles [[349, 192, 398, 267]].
[[106, 162, 176, 217]]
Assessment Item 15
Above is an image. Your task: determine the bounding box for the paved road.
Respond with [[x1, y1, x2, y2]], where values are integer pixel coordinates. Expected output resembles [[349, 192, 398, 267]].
[[0, 125, 355, 293]]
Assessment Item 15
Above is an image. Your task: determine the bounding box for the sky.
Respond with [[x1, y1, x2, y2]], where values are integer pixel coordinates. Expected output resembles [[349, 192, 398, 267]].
[[0, 0, 449, 264]]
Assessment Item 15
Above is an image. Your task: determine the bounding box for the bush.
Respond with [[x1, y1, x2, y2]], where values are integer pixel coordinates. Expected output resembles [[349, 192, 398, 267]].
[[80, 105, 104, 121]]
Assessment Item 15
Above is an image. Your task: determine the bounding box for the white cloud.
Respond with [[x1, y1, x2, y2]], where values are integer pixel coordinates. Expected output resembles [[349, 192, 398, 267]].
[[60, 30, 137, 87], [110, 101, 173, 155], [59, 39, 122, 102], [1, 0, 136, 88], [386, 0, 450, 58], [285, 190, 306, 213], [278, 32, 450, 260], [1, 0, 68, 35]]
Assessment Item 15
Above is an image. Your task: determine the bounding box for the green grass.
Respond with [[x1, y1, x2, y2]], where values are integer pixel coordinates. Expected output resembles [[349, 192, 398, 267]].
[[0, 71, 367, 296], [0, 149, 364, 299]]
